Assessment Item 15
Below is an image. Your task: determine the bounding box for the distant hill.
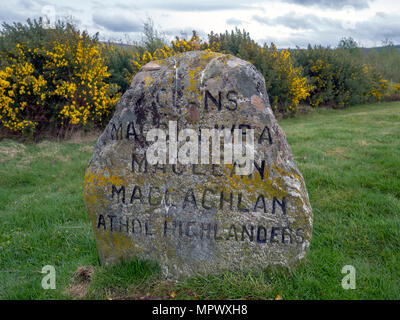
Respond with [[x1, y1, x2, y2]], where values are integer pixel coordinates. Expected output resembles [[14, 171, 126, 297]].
[[100, 41, 138, 49], [361, 45, 400, 53]]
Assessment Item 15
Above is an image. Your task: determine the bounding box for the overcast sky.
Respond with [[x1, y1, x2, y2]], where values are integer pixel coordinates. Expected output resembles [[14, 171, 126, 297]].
[[1, 0, 400, 48]]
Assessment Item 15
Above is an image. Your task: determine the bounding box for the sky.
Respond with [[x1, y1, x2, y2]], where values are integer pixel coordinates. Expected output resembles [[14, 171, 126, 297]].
[[1, 0, 400, 48]]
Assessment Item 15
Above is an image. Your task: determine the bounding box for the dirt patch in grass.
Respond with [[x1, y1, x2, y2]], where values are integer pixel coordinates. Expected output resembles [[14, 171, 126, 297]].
[[37, 140, 55, 148], [66, 130, 101, 144], [358, 140, 372, 146], [78, 145, 94, 153], [68, 266, 94, 299], [376, 121, 400, 126], [37, 143, 70, 163], [0, 142, 26, 163], [325, 147, 349, 158]]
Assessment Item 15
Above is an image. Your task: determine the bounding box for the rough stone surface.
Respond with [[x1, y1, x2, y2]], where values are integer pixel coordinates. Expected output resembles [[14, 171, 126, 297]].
[[140, 61, 161, 71], [84, 51, 313, 280]]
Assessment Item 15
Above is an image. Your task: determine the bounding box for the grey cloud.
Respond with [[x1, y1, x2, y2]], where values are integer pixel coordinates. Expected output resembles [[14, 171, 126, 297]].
[[226, 18, 244, 26], [163, 27, 207, 39], [0, 0, 44, 24], [0, 10, 28, 24], [93, 14, 142, 32], [0, 0, 83, 26], [281, 0, 370, 9], [253, 13, 338, 31], [254, 11, 400, 48], [17, 0, 40, 11], [110, 0, 369, 12], [112, 0, 263, 12], [353, 12, 400, 41]]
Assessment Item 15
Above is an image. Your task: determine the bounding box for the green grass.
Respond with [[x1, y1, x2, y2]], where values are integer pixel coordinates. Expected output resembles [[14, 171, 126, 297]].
[[0, 102, 399, 299]]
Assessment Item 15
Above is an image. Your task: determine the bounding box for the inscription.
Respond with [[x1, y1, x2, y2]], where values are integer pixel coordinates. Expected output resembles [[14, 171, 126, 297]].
[[111, 120, 273, 146], [131, 154, 270, 180], [204, 90, 238, 111], [96, 214, 304, 244], [111, 184, 287, 215]]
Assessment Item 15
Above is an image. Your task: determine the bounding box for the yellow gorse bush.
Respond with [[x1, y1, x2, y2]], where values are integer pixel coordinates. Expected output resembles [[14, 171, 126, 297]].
[[48, 39, 120, 126], [368, 79, 388, 101], [293, 46, 389, 107], [0, 45, 47, 132], [131, 32, 207, 74], [269, 46, 312, 112], [0, 22, 120, 136]]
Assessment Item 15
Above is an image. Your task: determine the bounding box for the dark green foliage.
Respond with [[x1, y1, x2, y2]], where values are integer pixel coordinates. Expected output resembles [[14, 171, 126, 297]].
[[102, 43, 136, 93], [142, 18, 167, 53], [208, 29, 268, 82], [293, 45, 386, 107], [364, 43, 400, 83]]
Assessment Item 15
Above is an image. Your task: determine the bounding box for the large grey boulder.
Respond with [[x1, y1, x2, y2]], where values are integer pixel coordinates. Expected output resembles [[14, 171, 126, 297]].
[[84, 51, 313, 280]]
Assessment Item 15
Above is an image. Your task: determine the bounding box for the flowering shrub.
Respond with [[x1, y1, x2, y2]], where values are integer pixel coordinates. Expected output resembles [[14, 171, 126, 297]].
[[266, 45, 312, 113], [293, 46, 387, 108], [131, 32, 208, 74], [0, 19, 120, 137], [0, 59, 46, 133], [368, 79, 389, 101]]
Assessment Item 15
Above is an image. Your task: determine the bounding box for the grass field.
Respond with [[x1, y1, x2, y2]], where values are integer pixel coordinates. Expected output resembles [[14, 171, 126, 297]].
[[0, 102, 399, 300]]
